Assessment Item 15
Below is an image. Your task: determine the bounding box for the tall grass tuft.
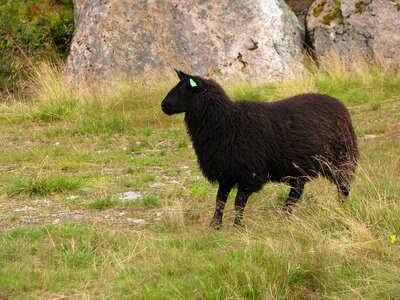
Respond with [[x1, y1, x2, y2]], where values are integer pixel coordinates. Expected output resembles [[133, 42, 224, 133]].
[[86, 196, 119, 210], [28, 63, 82, 122], [6, 174, 84, 197]]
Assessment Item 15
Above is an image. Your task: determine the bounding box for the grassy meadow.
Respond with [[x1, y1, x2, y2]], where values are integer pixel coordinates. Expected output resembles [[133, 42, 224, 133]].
[[0, 58, 399, 299]]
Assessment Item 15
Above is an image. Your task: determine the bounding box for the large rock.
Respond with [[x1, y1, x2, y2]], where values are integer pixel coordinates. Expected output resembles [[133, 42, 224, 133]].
[[66, 0, 304, 82], [306, 0, 400, 67], [72, 0, 87, 27]]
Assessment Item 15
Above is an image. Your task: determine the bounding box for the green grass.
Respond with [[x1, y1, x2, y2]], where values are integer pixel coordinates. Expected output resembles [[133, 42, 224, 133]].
[[6, 175, 84, 197], [86, 196, 120, 210], [0, 59, 399, 298], [138, 195, 162, 208], [190, 180, 212, 198], [31, 98, 79, 122]]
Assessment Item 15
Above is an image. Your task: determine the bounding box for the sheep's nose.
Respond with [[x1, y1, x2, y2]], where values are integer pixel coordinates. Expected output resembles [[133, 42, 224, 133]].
[[161, 100, 168, 110]]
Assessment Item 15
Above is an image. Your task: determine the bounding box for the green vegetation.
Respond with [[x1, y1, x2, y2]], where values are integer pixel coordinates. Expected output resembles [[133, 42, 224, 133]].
[[0, 0, 73, 95], [0, 57, 399, 298], [355, 1, 365, 14], [86, 196, 120, 210], [138, 195, 162, 208], [6, 175, 84, 197], [312, 0, 326, 17], [322, 0, 343, 25]]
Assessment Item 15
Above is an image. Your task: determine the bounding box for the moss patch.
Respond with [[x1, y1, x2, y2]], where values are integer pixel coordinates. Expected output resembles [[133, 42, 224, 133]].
[[322, 0, 343, 25], [313, 0, 327, 17], [355, 2, 365, 14]]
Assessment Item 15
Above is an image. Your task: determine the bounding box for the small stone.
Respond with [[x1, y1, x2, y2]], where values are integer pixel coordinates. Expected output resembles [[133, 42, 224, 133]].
[[103, 168, 114, 174], [128, 218, 146, 225], [33, 199, 51, 205], [149, 182, 162, 188], [363, 134, 377, 140], [119, 191, 143, 201], [118, 212, 126, 217], [155, 212, 163, 217], [15, 206, 34, 212], [71, 215, 86, 221], [23, 218, 39, 224], [54, 219, 60, 223]]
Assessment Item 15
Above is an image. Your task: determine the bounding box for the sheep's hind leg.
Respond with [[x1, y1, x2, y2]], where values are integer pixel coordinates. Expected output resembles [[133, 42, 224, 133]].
[[210, 182, 233, 229], [330, 170, 351, 203], [336, 178, 350, 203], [234, 189, 250, 228], [282, 180, 305, 215], [337, 184, 349, 203]]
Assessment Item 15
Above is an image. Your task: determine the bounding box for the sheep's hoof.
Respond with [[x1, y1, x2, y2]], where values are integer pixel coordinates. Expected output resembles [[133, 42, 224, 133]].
[[210, 219, 222, 230], [282, 203, 294, 217], [233, 220, 244, 230]]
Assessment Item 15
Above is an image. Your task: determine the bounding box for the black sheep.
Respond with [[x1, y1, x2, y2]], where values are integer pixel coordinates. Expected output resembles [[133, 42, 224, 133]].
[[161, 70, 359, 228]]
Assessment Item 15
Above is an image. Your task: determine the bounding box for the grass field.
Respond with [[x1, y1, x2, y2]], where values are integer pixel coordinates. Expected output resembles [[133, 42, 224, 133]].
[[0, 59, 399, 299]]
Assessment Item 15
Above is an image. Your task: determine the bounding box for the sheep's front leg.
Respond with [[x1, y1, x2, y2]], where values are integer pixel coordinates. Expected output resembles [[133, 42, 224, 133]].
[[210, 182, 233, 229], [234, 189, 250, 228]]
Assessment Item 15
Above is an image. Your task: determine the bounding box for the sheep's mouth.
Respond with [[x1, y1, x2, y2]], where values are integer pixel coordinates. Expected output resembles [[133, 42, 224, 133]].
[[161, 104, 174, 115], [162, 108, 174, 115]]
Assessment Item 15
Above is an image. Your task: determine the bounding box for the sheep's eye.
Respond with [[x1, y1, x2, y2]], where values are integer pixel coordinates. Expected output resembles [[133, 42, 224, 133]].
[[178, 83, 185, 96]]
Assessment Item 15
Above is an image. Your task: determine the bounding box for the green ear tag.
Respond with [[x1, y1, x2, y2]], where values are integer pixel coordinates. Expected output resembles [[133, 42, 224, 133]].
[[189, 78, 197, 87]]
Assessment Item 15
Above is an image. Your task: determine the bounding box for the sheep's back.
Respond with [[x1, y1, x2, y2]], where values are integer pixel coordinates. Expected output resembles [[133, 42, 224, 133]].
[[231, 94, 358, 188]]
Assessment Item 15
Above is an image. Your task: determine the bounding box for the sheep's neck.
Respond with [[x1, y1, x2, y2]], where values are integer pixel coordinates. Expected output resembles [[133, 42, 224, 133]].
[[184, 95, 232, 150]]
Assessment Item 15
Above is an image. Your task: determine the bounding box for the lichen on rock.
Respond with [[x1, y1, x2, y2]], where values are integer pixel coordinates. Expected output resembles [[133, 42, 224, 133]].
[[306, 0, 400, 69], [355, 1, 365, 13], [321, 0, 343, 25]]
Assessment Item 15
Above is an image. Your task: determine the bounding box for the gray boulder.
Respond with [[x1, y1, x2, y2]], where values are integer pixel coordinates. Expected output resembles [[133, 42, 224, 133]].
[[66, 0, 304, 82], [306, 0, 400, 68]]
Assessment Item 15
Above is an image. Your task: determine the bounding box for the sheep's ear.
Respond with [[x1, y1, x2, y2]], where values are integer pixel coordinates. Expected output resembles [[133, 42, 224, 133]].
[[174, 69, 192, 81], [174, 70, 204, 92], [174, 68, 184, 80]]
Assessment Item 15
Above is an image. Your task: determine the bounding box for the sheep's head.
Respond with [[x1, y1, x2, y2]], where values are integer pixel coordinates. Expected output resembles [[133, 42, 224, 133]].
[[161, 69, 205, 115]]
